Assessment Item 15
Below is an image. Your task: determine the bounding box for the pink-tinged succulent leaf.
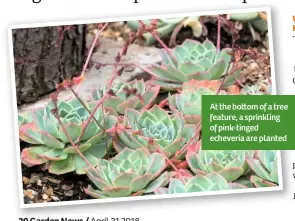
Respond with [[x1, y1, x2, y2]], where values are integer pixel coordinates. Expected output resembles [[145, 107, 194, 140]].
[[211, 162, 226, 172], [182, 124, 197, 141], [142, 85, 161, 105], [75, 153, 99, 175], [230, 183, 248, 189], [80, 121, 99, 141], [146, 153, 166, 174], [130, 174, 154, 192], [86, 131, 105, 146], [113, 172, 136, 187], [186, 140, 202, 156], [19, 123, 40, 144], [20, 123, 44, 144], [58, 123, 81, 143], [168, 178, 186, 194], [40, 132, 65, 149], [21, 146, 50, 166], [218, 167, 244, 182], [163, 138, 185, 157], [118, 132, 146, 150], [48, 154, 76, 175], [150, 78, 182, 91], [154, 187, 169, 195], [103, 97, 124, 110], [247, 158, 273, 182], [208, 59, 226, 79], [145, 171, 170, 193], [39, 149, 68, 161], [131, 190, 145, 196], [148, 65, 187, 82], [117, 97, 141, 115], [63, 143, 92, 154], [206, 172, 229, 190], [250, 175, 278, 188], [124, 108, 140, 128], [85, 142, 107, 158], [84, 185, 108, 199], [183, 79, 221, 92], [85, 168, 111, 189], [226, 85, 240, 95], [149, 105, 170, 120], [184, 115, 201, 124], [178, 62, 205, 75], [102, 186, 133, 198]]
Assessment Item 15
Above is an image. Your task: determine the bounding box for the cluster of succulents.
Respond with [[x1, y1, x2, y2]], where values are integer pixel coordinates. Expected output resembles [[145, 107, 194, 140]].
[[147, 39, 242, 91], [18, 34, 278, 201], [19, 99, 116, 174], [127, 17, 202, 45]]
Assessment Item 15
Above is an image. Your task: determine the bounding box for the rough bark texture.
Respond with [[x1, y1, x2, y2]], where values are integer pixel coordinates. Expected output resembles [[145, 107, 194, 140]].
[[12, 25, 86, 105]]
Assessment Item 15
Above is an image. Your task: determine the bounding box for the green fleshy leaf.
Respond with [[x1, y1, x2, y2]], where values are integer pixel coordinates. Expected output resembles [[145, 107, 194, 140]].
[[145, 172, 170, 193], [218, 167, 244, 182], [75, 153, 99, 175], [58, 123, 82, 143], [146, 153, 166, 174], [85, 185, 108, 199], [130, 174, 154, 192], [168, 179, 185, 194], [39, 149, 68, 161], [21, 146, 50, 166], [103, 186, 133, 197], [41, 132, 65, 149], [49, 154, 76, 175], [113, 172, 136, 187], [63, 143, 92, 154]]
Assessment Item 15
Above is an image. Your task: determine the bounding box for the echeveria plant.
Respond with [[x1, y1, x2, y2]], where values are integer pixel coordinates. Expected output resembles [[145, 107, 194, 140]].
[[186, 141, 254, 182], [247, 150, 279, 187], [85, 148, 169, 198], [114, 105, 197, 157], [20, 98, 116, 175], [168, 80, 220, 124], [148, 39, 241, 91], [91, 79, 160, 115], [155, 172, 246, 194]]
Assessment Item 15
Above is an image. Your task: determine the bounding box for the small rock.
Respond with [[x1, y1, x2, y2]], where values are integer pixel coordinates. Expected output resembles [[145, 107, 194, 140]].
[[22, 176, 30, 185], [42, 194, 49, 200], [37, 180, 42, 186], [45, 187, 54, 196], [43, 177, 61, 184], [64, 190, 74, 197], [24, 189, 38, 200]]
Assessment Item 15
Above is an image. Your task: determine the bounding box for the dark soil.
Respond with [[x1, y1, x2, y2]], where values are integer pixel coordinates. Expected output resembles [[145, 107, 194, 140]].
[[20, 141, 91, 204], [22, 165, 92, 204]]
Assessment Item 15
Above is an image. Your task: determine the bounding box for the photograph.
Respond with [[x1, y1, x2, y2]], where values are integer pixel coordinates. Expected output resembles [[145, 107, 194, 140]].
[[10, 8, 282, 208]]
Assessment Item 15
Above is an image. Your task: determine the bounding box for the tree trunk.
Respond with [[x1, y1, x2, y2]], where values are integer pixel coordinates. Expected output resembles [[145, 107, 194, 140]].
[[12, 25, 86, 105]]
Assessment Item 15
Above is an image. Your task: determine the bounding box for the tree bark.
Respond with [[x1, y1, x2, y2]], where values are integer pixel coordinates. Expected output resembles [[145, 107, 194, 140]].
[[12, 25, 86, 105]]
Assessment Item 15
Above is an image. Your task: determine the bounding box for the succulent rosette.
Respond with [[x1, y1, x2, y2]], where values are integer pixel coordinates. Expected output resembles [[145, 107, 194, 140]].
[[168, 80, 221, 124], [91, 79, 160, 115], [85, 148, 170, 198], [247, 150, 279, 187], [155, 172, 246, 194], [186, 141, 254, 182], [148, 39, 241, 91], [114, 105, 197, 157], [19, 98, 117, 175]]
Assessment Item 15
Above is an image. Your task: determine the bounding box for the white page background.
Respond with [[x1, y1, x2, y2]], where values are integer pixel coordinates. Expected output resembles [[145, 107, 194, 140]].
[[1, 0, 295, 220]]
